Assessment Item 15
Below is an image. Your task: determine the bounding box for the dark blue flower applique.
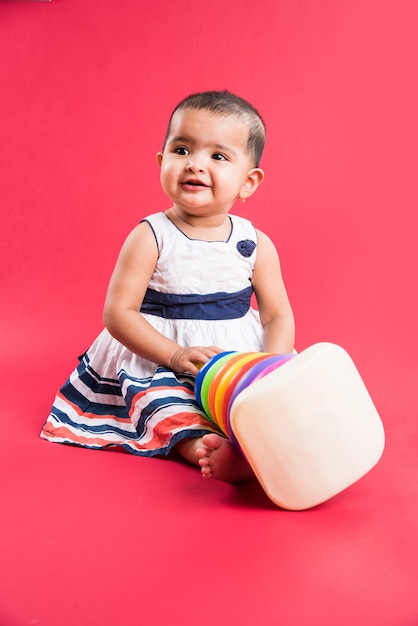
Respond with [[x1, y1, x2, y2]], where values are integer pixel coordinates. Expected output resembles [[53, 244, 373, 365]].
[[236, 239, 256, 258]]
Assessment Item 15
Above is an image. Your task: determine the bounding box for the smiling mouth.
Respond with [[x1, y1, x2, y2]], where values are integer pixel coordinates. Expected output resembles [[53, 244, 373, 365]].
[[182, 179, 207, 188]]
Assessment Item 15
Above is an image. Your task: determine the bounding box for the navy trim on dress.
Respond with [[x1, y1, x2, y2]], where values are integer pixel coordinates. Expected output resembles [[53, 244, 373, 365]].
[[140, 285, 253, 320]]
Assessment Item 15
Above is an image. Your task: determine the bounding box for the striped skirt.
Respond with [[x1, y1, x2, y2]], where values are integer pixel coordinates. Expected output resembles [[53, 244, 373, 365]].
[[40, 329, 219, 456]]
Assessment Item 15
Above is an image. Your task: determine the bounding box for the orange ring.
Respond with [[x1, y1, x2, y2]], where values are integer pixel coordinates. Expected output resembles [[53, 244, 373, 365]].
[[219, 354, 271, 435], [214, 353, 266, 432], [206, 353, 247, 429], [202, 352, 237, 422]]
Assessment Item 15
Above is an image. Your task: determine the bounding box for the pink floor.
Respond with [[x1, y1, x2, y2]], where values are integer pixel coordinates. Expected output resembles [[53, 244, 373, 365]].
[[1, 1, 418, 625]]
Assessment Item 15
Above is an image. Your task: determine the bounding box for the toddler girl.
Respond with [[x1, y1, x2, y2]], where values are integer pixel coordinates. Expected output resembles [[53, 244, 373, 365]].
[[41, 90, 295, 482]]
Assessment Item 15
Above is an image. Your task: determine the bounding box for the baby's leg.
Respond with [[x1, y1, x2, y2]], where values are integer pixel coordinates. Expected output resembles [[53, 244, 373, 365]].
[[176, 434, 254, 483]]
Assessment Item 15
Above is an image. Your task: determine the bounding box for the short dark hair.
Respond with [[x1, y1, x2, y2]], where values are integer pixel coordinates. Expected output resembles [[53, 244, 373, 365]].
[[163, 90, 266, 167]]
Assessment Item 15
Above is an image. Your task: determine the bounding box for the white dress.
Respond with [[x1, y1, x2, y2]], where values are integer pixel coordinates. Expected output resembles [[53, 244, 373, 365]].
[[41, 211, 264, 456]]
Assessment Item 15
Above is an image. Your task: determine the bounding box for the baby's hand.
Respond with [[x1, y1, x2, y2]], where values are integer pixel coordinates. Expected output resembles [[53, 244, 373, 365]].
[[169, 346, 224, 376]]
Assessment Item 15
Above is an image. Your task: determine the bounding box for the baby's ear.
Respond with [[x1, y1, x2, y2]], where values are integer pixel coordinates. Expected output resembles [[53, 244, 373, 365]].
[[240, 168, 265, 201], [156, 152, 163, 167]]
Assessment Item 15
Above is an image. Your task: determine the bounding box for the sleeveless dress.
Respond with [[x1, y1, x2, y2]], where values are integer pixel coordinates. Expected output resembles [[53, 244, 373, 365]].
[[40, 211, 264, 457]]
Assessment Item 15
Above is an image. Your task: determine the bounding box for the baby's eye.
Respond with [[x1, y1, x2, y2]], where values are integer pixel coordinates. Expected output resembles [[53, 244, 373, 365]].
[[212, 153, 227, 161], [174, 146, 189, 156]]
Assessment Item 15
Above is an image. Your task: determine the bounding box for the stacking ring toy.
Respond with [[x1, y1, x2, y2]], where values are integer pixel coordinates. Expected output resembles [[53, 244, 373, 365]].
[[210, 353, 266, 435], [195, 351, 236, 421], [194, 343, 385, 511]]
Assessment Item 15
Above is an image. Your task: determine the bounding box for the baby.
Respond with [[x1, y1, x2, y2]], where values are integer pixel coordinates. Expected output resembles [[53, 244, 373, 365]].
[[41, 90, 295, 482]]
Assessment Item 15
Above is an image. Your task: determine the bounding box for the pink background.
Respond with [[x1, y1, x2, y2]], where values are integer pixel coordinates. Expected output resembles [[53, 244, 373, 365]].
[[1, 1, 417, 625]]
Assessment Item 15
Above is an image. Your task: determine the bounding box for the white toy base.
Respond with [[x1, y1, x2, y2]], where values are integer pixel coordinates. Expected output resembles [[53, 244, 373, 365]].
[[230, 343, 385, 510]]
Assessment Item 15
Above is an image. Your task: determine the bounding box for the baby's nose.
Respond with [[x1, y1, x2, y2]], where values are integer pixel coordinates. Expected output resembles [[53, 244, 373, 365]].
[[186, 158, 205, 173]]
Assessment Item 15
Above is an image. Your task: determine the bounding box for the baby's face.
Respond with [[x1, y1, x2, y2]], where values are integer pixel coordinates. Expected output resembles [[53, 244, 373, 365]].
[[157, 108, 256, 217]]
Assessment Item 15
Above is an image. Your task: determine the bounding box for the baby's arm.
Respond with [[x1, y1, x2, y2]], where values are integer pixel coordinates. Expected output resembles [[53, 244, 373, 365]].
[[103, 221, 222, 375], [252, 229, 295, 354]]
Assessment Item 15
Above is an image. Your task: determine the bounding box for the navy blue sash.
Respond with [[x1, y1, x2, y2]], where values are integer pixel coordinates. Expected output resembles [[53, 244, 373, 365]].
[[140, 286, 253, 320]]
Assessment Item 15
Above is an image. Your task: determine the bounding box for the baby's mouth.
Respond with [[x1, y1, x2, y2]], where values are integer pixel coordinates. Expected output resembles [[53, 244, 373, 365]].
[[182, 179, 207, 188]]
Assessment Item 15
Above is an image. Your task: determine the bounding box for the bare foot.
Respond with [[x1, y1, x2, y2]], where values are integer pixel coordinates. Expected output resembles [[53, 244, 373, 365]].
[[195, 433, 254, 482]]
